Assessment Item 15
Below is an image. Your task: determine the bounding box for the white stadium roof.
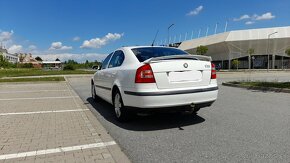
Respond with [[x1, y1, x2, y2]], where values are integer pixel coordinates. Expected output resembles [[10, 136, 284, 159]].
[[179, 26, 290, 61]]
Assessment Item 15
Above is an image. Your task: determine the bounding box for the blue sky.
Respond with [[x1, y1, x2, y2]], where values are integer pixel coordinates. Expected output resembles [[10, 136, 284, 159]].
[[1, 0, 290, 62]]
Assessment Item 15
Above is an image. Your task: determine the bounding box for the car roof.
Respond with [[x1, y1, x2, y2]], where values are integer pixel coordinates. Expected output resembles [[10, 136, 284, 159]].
[[119, 46, 178, 51]]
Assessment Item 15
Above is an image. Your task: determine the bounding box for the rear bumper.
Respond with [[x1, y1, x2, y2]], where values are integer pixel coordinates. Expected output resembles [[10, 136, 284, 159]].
[[121, 86, 218, 109], [126, 100, 215, 113], [124, 86, 218, 96]]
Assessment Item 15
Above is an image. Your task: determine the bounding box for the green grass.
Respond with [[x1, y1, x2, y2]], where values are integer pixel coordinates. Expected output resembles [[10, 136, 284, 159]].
[[0, 68, 94, 78], [0, 77, 66, 82], [231, 81, 290, 89]]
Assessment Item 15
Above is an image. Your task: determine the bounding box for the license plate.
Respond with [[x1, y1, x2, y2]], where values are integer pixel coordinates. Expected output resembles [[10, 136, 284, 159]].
[[168, 71, 202, 82]]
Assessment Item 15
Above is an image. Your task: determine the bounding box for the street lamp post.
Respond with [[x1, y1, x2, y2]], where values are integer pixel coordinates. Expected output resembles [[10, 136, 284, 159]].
[[167, 24, 174, 47], [267, 31, 278, 72]]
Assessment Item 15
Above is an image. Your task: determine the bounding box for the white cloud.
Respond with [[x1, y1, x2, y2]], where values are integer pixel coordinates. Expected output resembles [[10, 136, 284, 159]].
[[0, 30, 14, 42], [80, 33, 124, 49], [245, 21, 255, 25], [37, 53, 107, 63], [233, 12, 276, 26], [49, 41, 72, 50], [234, 12, 276, 24], [28, 45, 37, 50], [187, 5, 203, 16], [8, 44, 23, 54], [233, 14, 250, 21], [73, 36, 80, 41], [254, 12, 275, 20]]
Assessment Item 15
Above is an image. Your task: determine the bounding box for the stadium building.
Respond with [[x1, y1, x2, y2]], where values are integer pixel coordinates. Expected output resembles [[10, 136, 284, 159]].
[[178, 26, 290, 69]]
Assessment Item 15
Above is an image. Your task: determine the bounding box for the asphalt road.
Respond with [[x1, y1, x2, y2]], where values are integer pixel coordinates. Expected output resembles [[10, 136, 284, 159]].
[[67, 72, 290, 163]]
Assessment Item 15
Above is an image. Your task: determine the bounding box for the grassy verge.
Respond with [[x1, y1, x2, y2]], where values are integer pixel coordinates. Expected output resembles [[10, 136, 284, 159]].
[[229, 81, 290, 89], [0, 77, 66, 82], [0, 68, 94, 78]]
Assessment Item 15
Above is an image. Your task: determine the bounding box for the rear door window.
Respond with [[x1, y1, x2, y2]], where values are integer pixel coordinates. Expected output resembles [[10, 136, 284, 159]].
[[131, 47, 188, 62]]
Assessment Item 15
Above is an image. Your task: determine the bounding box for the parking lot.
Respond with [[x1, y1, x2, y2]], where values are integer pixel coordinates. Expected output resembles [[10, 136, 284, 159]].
[[67, 72, 290, 163], [0, 72, 290, 163], [0, 81, 129, 163]]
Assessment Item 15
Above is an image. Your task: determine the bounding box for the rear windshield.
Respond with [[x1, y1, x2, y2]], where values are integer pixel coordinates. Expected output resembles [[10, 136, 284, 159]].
[[131, 47, 188, 62]]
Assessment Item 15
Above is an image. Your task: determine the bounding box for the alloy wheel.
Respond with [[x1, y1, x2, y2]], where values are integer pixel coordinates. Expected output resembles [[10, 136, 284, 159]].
[[114, 93, 122, 118]]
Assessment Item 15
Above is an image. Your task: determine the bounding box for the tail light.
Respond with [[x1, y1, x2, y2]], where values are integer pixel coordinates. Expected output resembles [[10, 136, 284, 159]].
[[135, 64, 156, 83], [211, 63, 217, 79]]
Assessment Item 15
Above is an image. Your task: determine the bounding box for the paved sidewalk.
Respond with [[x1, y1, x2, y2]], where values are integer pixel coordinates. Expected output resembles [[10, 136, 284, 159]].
[[0, 81, 129, 163]]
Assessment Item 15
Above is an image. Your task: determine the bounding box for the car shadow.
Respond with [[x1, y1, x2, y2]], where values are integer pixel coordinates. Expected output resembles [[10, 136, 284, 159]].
[[86, 97, 205, 131]]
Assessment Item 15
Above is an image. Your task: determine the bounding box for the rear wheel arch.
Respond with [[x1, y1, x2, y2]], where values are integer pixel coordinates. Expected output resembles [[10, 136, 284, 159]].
[[91, 79, 98, 101], [111, 85, 132, 122]]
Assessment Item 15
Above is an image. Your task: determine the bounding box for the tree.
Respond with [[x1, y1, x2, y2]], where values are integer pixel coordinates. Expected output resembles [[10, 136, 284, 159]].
[[35, 56, 43, 62], [232, 59, 240, 70], [0, 55, 9, 68], [67, 59, 78, 64], [196, 45, 208, 55], [247, 48, 255, 69], [283, 48, 290, 69], [286, 48, 290, 56]]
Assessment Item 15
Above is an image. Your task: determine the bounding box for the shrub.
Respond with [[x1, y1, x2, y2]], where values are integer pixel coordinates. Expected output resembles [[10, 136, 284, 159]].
[[63, 64, 75, 70], [18, 63, 34, 68]]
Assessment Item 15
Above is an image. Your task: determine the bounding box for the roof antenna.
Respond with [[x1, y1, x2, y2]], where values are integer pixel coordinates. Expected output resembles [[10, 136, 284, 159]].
[[151, 29, 159, 46]]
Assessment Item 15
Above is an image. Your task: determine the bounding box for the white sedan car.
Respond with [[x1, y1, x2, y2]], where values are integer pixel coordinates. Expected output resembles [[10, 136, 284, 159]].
[[91, 46, 218, 121]]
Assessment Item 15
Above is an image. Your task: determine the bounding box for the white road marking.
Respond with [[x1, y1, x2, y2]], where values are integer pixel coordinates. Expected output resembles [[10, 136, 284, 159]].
[[0, 109, 89, 116], [0, 96, 79, 101], [0, 141, 116, 160], [0, 90, 69, 94]]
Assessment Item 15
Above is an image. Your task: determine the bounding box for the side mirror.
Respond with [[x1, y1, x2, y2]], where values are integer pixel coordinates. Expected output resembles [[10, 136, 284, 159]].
[[98, 64, 102, 70]]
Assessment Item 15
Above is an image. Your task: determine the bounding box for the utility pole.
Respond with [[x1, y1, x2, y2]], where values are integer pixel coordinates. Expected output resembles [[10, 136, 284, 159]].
[[224, 21, 228, 32], [191, 31, 194, 39], [198, 29, 201, 38], [167, 24, 174, 46], [173, 35, 176, 44], [214, 23, 218, 34]]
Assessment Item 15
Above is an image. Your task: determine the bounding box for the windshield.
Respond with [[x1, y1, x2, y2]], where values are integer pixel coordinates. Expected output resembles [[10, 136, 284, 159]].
[[131, 47, 188, 62]]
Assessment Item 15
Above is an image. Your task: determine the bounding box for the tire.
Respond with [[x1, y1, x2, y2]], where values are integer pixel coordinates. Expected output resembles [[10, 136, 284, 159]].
[[113, 90, 131, 122], [91, 82, 98, 101]]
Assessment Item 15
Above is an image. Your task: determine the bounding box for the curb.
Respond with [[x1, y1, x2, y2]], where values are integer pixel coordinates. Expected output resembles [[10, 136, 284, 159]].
[[0, 81, 67, 85], [1, 74, 93, 79], [222, 82, 290, 93]]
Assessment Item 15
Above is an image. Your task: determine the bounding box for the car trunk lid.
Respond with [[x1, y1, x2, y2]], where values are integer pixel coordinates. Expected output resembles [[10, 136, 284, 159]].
[[145, 55, 212, 89]]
